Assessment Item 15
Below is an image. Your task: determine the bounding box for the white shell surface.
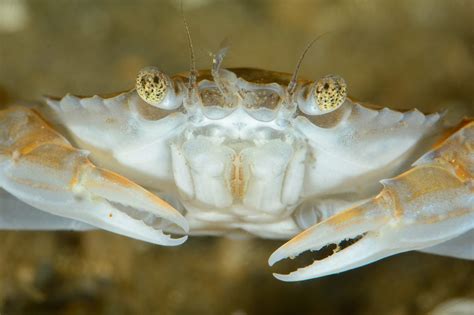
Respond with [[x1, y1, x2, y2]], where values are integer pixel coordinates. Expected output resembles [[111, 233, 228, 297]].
[[42, 70, 445, 238], [46, 92, 187, 189], [295, 103, 441, 197]]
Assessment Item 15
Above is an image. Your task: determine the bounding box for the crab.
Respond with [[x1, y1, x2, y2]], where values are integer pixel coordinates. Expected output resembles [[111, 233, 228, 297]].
[[0, 47, 472, 282]]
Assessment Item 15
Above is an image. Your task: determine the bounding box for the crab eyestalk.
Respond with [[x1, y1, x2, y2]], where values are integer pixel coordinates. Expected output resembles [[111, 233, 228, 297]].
[[136, 67, 181, 110], [314, 75, 347, 112], [297, 75, 347, 116], [269, 121, 474, 281]]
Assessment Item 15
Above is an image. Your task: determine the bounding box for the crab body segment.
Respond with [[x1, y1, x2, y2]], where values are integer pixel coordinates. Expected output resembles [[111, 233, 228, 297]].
[[0, 67, 472, 281]]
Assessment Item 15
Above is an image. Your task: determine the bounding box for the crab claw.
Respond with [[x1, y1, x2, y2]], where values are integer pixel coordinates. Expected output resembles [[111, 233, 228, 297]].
[[0, 108, 188, 246], [71, 165, 189, 245], [1, 159, 189, 246], [269, 197, 392, 281], [269, 121, 474, 281]]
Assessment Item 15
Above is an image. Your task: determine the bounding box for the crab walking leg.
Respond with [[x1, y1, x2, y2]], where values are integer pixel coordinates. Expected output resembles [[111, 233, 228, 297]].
[[0, 107, 189, 246], [420, 229, 474, 260], [269, 121, 473, 281], [0, 188, 94, 230]]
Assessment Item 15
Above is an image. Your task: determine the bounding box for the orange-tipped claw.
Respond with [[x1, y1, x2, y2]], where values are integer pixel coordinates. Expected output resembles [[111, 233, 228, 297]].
[[269, 122, 474, 281], [0, 108, 189, 246]]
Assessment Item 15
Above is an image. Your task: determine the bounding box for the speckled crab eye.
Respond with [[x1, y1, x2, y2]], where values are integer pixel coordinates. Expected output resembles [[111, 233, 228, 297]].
[[136, 67, 178, 109], [314, 75, 347, 112]]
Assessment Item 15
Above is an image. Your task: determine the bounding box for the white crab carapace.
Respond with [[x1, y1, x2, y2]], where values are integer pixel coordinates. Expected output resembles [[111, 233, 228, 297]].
[[46, 68, 440, 237], [0, 66, 472, 281]]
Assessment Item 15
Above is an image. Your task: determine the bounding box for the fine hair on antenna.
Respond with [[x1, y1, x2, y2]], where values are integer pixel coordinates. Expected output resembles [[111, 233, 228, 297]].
[[287, 32, 331, 95], [180, 1, 197, 89]]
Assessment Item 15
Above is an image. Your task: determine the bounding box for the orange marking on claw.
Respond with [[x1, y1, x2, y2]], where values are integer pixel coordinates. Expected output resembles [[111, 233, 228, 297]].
[[98, 169, 135, 188], [98, 168, 176, 210], [433, 119, 473, 149]]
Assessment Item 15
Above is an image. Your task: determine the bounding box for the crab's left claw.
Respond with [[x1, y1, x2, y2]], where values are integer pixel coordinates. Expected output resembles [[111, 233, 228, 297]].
[[269, 121, 474, 281]]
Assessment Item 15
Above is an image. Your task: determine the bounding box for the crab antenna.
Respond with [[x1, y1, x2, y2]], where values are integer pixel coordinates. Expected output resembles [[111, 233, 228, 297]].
[[212, 41, 230, 96], [212, 38, 230, 77], [287, 33, 329, 95], [181, 2, 197, 89]]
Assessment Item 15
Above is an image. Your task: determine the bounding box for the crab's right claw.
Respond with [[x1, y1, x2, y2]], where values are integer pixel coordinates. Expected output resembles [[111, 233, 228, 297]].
[[70, 166, 189, 245], [0, 108, 188, 246], [269, 121, 474, 281]]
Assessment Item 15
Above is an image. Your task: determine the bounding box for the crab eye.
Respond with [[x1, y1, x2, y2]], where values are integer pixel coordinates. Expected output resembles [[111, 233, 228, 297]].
[[297, 74, 347, 116], [136, 67, 179, 109], [314, 75, 347, 112]]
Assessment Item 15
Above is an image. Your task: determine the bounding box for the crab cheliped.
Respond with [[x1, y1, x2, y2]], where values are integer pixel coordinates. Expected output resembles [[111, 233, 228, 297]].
[[0, 45, 472, 281]]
